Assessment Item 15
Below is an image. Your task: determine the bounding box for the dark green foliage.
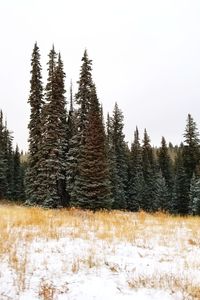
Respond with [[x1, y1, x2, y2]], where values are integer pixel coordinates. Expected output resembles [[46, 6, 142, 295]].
[[67, 50, 94, 205], [4, 127, 14, 199], [153, 170, 169, 211], [26, 43, 44, 204], [183, 114, 200, 180], [108, 103, 128, 209], [38, 47, 68, 207], [66, 82, 79, 198], [0, 111, 24, 200], [127, 127, 145, 211], [142, 129, 156, 211], [0, 111, 7, 199], [71, 86, 112, 210], [173, 147, 190, 214], [13, 145, 25, 200], [158, 137, 174, 189], [22, 48, 200, 213], [106, 114, 123, 209], [189, 174, 200, 215], [54, 53, 69, 206], [172, 114, 200, 214], [76, 49, 93, 135], [158, 136, 174, 211]]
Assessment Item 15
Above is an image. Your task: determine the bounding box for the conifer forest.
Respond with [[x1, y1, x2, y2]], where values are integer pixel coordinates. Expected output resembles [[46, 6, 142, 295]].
[[1, 43, 200, 215]]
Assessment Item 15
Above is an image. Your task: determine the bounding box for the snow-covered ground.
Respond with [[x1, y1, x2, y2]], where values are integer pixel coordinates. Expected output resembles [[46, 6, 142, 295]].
[[0, 206, 199, 299]]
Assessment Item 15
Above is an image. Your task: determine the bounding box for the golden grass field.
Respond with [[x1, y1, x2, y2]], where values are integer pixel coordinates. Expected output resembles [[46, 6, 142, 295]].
[[0, 202, 200, 299]]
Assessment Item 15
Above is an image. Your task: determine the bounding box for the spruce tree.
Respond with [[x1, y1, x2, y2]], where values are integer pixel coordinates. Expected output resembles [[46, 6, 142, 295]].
[[106, 113, 123, 209], [183, 114, 200, 180], [26, 42, 44, 204], [54, 53, 69, 206], [4, 126, 14, 200], [158, 137, 174, 188], [67, 50, 93, 205], [0, 111, 7, 199], [153, 170, 169, 211], [158, 136, 174, 211], [174, 114, 200, 214], [68, 80, 76, 140], [173, 146, 190, 214], [71, 85, 112, 210], [76, 49, 93, 136], [127, 127, 145, 211], [142, 129, 156, 211], [109, 103, 128, 209], [66, 81, 79, 199], [38, 47, 67, 207], [189, 174, 200, 215], [13, 145, 25, 200]]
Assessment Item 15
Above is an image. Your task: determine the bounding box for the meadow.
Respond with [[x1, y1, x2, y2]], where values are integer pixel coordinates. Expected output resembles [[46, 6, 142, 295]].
[[0, 203, 200, 299]]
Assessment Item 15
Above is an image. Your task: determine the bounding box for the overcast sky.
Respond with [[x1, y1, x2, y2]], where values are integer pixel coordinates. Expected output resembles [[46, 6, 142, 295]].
[[0, 0, 200, 151]]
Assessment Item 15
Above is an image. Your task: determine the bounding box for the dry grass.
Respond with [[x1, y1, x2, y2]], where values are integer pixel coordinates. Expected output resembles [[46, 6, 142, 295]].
[[127, 274, 200, 300], [0, 202, 200, 299]]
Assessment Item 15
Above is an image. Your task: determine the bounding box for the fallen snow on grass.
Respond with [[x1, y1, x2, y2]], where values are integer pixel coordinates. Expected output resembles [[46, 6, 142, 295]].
[[0, 206, 200, 299]]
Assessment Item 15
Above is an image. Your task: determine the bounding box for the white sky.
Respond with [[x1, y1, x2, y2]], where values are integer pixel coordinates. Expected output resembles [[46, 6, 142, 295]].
[[0, 0, 200, 151]]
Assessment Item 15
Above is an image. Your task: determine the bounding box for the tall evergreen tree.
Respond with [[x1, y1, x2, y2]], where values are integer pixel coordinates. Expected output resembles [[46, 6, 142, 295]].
[[153, 170, 169, 211], [109, 103, 128, 209], [0, 111, 7, 199], [71, 85, 112, 210], [66, 81, 79, 199], [75, 49, 93, 143], [183, 114, 200, 180], [54, 53, 69, 206], [26, 42, 44, 204], [13, 145, 25, 200], [67, 50, 94, 205], [173, 114, 200, 214], [173, 146, 189, 214], [127, 127, 145, 211], [142, 129, 155, 211], [158, 137, 174, 188], [158, 136, 174, 211], [4, 125, 14, 200], [38, 47, 67, 207], [106, 113, 123, 209], [189, 174, 200, 215]]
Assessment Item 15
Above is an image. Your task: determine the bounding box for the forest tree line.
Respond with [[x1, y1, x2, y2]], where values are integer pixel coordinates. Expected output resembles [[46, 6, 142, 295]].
[[1, 42, 200, 215]]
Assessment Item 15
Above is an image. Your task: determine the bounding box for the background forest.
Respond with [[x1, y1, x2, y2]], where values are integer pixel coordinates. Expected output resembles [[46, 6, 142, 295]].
[[1, 43, 200, 215]]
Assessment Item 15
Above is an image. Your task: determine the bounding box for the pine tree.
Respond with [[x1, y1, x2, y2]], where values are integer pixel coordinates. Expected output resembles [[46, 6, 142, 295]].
[[0, 111, 7, 199], [76, 49, 93, 136], [106, 113, 123, 209], [173, 114, 200, 214], [4, 126, 14, 200], [54, 53, 69, 206], [158, 137, 174, 188], [13, 145, 25, 200], [68, 80, 76, 139], [153, 170, 169, 212], [67, 50, 94, 205], [26, 42, 44, 204], [142, 129, 155, 211], [127, 127, 145, 211], [109, 103, 128, 209], [173, 146, 189, 214], [158, 136, 174, 211], [66, 81, 79, 198], [189, 174, 200, 215], [71, 85, 112, 210], [183, 114, 200, 180], [38, 47, 67, 207]]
